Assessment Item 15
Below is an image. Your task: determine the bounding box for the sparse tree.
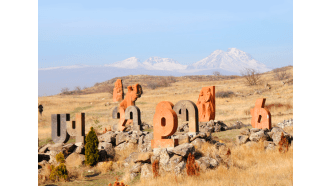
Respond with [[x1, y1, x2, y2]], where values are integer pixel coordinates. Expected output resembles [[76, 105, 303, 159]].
[[240, 68, 262, 86], [273, 69, 291, 81], [61, 87, 70, 94], [74, 86, 81, 93], [213, 71, 221, 76]]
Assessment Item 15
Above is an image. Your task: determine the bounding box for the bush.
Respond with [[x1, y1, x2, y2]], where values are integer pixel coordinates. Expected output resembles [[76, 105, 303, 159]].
[[273, 68, 291, 81], [61, 87, 70, 94], [55, 152, 65, 163], [215, 91, 234, 98], [240, 68, 262, 86], [98, 161, 113, 174], [186, 153, 200, 176], [152, 159, 159, 178], [85, 127, 99, 166], [49, 163, 68, 181]]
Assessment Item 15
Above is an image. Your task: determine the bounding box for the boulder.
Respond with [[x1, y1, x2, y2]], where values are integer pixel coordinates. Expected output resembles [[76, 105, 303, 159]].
[[249, 130, 270, 142], [236, 135, 250, 145], [159, 149, 171, 172], [116, 132, 129, 146], [130, 162, 142, 173], [272, 131, 291, 145], [189, 132, 207, 141], [198, 157, 218, 170], [134, 152, 152, 163], [214, 125, 221, 132], [98, 132, 116, 144], [65, 153, 85, 168], [250, 128, 261, 133], [169, 143, 195, 158], [173, 134, 190, 145], [75, 142, 85, 154], [141, 164, 153, 179], [174, 161, 186, 175], [240, 128, 250, 136], [98, 142, 115, 159], [124, 152, 139, 165], [190, 138, 206, 149], [169, 155, 183, 170], [38, 143, 51, 153]]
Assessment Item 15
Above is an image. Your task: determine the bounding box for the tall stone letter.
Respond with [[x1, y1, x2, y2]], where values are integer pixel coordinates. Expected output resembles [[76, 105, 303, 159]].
[[250, 98, 272, 129], [66, 113, 85, 143], [113, 79, 124, 102], [196, 86, 215, 122], [173, 100, 199, 133], [51, 114, 70, 143], [151, 101, 179, 148], [118, 84, 143, 131], [125, 106, 142, 131]]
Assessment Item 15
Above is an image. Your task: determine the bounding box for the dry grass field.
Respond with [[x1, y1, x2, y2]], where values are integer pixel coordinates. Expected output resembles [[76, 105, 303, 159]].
[[38, 66, 293, 185]]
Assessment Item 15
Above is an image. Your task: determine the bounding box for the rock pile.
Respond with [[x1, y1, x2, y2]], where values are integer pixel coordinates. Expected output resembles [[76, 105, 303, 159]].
[[178, 120, 228, 133], [276, 118, 293, 128], [236, 127, 293, 150]]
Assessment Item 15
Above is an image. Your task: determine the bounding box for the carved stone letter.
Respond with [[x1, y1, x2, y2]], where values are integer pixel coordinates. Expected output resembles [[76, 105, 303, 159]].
[[173, 100, 199, 133], [151, 101, 178, 148], [113, 79, 124, 102], [250, 98, 272, 129], [66, 113, 85, 143], [125, 106, 142, 131], [196, 86, 215, 122], [51, 114, 70, 144]]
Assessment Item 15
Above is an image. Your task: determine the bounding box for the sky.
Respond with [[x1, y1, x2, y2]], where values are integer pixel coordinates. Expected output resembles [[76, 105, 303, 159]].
[[38, 0, 293, 69]]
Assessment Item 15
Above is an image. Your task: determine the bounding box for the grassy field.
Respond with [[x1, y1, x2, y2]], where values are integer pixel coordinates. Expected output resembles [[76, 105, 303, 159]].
[[38, 66, 293, 186]]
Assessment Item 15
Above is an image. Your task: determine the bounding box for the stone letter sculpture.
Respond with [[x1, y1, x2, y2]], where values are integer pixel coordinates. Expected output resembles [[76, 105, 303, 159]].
[[196, 86, 215, 122], [173, 100, 199, 133], [51, 114, 70, 143], [66, 113, 85, 143], [250, 98, 272, 129], [118, 84, 143, 131], [125, 106, 142, 131], [113, 79, 124, 102], [151, 101, 179, 148], [112, 106, 120, 119]]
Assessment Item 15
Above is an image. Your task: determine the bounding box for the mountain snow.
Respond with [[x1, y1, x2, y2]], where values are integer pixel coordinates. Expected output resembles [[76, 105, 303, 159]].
[[191, 48, 271, 73], [143, 57, 187, 71], [104, 57, 143, 69]]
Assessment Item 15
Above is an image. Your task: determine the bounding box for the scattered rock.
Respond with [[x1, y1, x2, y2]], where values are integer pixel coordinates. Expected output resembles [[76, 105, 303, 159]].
[[168, 143, 195, 158], [141, 164, 153, 179], [191, 138, 206, 149], [130, 162, 142, 173], [174, 161, 186, 175], [236, 135, 250, 145], [134, 152, 152, 163], [249, 130, 270, 142]]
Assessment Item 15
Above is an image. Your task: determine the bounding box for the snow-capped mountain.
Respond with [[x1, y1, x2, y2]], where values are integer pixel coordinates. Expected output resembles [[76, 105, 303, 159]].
[[191, 48, 271, 73], [105, 57, 143, 69], [143, 57, 187, 71]]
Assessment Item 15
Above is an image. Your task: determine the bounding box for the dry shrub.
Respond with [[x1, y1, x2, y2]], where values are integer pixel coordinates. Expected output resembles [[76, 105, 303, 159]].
[[240, 68, 263, 86], [98, 161, 113, 174], [152, 159, 160, 178], [278, 132, 289, 153], [186, 153, 200, 176], [273, 68, 291, 81], [108, 177, 129, 186], [215, 91, 234, 98]]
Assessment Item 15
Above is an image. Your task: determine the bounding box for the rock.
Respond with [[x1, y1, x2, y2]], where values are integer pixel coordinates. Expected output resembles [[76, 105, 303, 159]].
[[169, 155, 183, 169], [250, 128, 261, 133], [38, 154, 50, 162], [240, 128, 250, 136], [197, 157, 212, 171], [124, 152, 139, 165], [189, 132, 207, 141], [272, 131, 291, 145], [130, 162, 142, 173], [134, 152, 152, 163], [209, 158, 219, 168], [212, 141, 226, 149], [264, 141, 276, 151], [98, 150, 108, 161], [47, 151, 58, 164], [271, 127, 285, 134], [98, 132, 116, 144], [173, 134, 190, 145], [116, 132, 129, 146], [174, 161, 186, 175], [98, 142, 115, 159], [277, 118, 293, 128], [214, 125, 221, 132], [249, 130, 270, 142], [39, 143, 51, 153], [159, 149, 171, 172], [130, 172, 139, 180], [141, 164, 153, 179], [190, 138, 206, 149], [75, 143, 85, 154], [138, 134, 152, 152], [236, 135, 250, 145], [65, 153, 85, 168], [169, 143, 195, 158]]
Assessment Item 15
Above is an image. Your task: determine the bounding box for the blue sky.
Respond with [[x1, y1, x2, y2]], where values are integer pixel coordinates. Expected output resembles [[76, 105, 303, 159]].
[[38, 0, 293, 69]]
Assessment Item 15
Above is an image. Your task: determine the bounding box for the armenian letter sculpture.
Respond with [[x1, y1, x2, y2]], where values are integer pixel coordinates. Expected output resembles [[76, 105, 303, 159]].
[[113, 79, 124, 102], [124, 106, 142, 131], [196, 86, 215, 122], [66, 113, 86, 143], [173, 100, 199, 133], [51, 114, 70, 143], [250, 98, 272, 129], [118, 84, 143, 131], [151, 101, 179, 148]]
